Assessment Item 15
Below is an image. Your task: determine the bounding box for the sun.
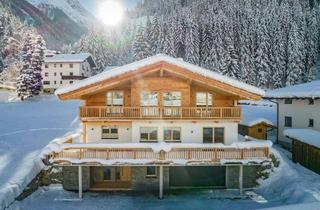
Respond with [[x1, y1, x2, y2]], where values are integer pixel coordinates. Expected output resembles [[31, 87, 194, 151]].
[[98, 0, 124, 26]]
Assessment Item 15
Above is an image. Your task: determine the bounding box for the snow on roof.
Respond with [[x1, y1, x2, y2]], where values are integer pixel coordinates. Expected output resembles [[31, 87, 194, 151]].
[[240, 103, 277, 127], [45, 53, 93, 63], [265, 80, 320, 99], [55, 54, 265, 96], [284, 129, 320, 148]]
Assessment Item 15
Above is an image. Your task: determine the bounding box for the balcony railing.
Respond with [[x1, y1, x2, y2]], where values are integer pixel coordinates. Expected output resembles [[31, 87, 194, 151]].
[[51, 145, 269, 165], [79, 106, 241, 120]]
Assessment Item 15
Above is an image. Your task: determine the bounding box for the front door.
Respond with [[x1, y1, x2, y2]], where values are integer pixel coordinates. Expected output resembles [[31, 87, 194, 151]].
[[203, 128, 213, 143]]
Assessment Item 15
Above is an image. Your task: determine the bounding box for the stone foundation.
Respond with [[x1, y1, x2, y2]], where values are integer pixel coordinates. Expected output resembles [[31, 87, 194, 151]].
[[62, 166, 90, 191]]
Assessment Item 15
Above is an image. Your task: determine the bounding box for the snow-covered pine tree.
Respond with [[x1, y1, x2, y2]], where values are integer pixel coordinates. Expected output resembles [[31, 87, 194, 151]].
[[31, 34, 46, 95], [16, 32, 34, 100], [133, 26, 152, 61], [148, 16, 161, 55], [185, 18, 200, 65]]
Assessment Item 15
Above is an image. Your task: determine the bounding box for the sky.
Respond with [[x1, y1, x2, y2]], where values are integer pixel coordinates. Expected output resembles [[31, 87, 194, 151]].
[[79, 0, 141, 15]]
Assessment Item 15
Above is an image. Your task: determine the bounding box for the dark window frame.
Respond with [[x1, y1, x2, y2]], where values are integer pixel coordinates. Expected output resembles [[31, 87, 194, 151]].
[[284, 116, 292, 127]]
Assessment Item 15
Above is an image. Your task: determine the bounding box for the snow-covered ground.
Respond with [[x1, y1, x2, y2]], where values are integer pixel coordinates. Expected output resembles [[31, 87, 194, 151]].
[[0, 92, 80, 209]]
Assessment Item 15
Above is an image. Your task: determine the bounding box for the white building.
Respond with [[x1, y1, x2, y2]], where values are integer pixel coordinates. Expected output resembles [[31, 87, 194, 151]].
[[41, 53, 96, 92], [265, 80, 320, 148]]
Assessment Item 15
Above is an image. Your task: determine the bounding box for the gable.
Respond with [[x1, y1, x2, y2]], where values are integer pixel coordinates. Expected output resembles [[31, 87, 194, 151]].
[[56, 55, 264, 100]]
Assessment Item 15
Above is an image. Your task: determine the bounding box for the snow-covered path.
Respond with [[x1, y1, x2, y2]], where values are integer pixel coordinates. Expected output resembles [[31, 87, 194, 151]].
[[0, 94, 80, 209]]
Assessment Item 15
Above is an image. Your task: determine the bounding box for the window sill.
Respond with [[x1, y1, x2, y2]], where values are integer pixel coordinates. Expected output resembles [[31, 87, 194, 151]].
[[140, 140, 158, 143], [145, 175, 157, 178], [165, 140, 181, 143]]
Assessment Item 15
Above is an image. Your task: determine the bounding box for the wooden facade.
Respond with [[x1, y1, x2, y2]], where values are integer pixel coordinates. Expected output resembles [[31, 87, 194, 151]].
[[239, 122, 274, 140]]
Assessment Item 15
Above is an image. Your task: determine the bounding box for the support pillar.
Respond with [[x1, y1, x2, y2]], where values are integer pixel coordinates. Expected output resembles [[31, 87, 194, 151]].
[[239, 165, 243, 196], [159, 166, 163, 199], [82, 123, 87, 143], [78, 166, 82, 199]]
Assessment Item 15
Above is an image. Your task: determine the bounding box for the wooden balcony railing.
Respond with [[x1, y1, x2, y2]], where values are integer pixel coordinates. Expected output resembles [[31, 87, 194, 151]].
[[52, 146, 269, 164], [79, 106, 241, 120]]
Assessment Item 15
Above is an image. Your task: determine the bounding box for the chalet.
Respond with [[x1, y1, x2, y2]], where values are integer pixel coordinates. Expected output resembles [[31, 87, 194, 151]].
[[265, 80, 320, 148], [239, 102, 276, 140], [52, 54, 271, 199], [41, 53, 96, 93]]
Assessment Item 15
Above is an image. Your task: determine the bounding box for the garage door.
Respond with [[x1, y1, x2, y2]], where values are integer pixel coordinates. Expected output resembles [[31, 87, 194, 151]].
[[169, 166, 226, 187]]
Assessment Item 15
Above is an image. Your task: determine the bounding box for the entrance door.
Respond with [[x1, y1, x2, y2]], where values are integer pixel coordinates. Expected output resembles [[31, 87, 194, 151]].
[[203, 128, 213, 143]]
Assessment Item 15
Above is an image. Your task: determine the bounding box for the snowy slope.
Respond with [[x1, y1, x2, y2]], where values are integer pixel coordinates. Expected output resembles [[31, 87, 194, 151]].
[[27, 0, 95, 27], [0, 94, 80, 209]]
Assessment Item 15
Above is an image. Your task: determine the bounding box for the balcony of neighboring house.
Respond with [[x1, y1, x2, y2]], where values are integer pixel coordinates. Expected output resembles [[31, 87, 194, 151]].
[[79, 106, 242, 121]]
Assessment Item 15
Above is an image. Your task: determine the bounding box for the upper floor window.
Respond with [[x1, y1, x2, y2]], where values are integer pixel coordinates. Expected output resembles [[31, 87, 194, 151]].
[[43, 81, 50, 85], [196, 92, 212, 107], [308, 99, 314, 105], [102, 126, 118, 139], [107, 91, 124, 106], [140, 127, 158, 142], [69, 81, 73, 84], [54, 81, 56, 84], [60, 64, 63, 68], [163, 92, 181, 106], [60, 72, 62, 76], [140, 91, 158, 106], [60, 81, 62, 84], [44, 72, 48, 77], [284, 116, 292, 127], [54, 72, 57, 76], [164, 127, 181, 142], [45, 64, 48, 68], [309, 119, 314, 127], [54, 64, 57, 68], [70, 72, 73, 76], [69, 64, 73, 68], [284, 98, 292, 104]]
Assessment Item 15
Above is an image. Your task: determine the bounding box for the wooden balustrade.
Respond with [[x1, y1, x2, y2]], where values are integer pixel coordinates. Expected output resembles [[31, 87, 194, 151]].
[[79, 106, 241, 120], [53, 147, 269, 163]]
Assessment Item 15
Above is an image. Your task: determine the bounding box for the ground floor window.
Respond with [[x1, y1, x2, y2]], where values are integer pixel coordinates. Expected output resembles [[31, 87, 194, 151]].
[[214, 128, 224, 143], [164, 127, 181, 142], [146, 166, 157, 177], [203, 127, 225, 143], [140, 127, 158, 142], [102, 126, 118, 139]]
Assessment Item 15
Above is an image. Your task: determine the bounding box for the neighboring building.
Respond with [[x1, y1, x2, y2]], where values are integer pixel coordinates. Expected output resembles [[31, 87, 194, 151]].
[[41, 53, 96, 92], [51, 55, 271, 198], [265, 80, 320, 148], [239, 102, 276, 140]]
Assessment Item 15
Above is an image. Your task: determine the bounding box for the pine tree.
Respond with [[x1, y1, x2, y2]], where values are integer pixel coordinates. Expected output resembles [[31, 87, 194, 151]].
[[31, 35, 46, 95], [185, 19, 200, 65], [132, 26, 152, 61]]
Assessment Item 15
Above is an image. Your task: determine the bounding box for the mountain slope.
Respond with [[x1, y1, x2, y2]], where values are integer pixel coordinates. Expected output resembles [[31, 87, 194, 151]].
[[3, 0, 96, 49]]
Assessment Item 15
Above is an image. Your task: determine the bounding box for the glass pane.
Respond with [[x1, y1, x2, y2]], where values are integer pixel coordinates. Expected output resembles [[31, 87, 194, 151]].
[[103, 167, 111, 180], [147, 166, 156, 175], [149, 128, 157, 140], [106, 92, 112, 105], [113, 92, 123, 105], [208, 93, 213, 106], [102, 126, 109, 133], [214, 128, 224, 143], [196, 93, 207, 106], [172, 128, 181, 140], [203, 128, 213, 143], [163, 92, 181, 106], [111, 128, 118, 134], [140, 91, 158, 106], [164, 129, 172, 141]]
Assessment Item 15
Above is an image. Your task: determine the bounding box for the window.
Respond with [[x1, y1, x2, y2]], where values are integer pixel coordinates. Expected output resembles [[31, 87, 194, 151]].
[[284, 116, 292, 127], [69, 72, 73, 76], [102, 126, 118, 139], [69, 64, 73, 68], [164, 127, 181, 142], [60, 72, 62, 76], [309, 119, 314, 127], [308, 99, 314, 105], [103, 167, 111, 180], [140, 91, 158, 106], [163, 92, 181, 106], [258, 128, 263, 133], [214, 128, 224, 143], [54, 72, 57, 76], [54, 81, 56, 84], [60, 81, 62, 84], [196, 92, 213, 107], [45, 64, 48, 68], [69, 81, 73, 84], [54, 64, 57, 68], [140, 127, 158, 142], [60, 64, 63, 68], [106, 91, 124, 106], [146, 166, 156, 177], [44, 72, 48, 77], [284, 98, 292, 104], [43, 81, 50, 85]]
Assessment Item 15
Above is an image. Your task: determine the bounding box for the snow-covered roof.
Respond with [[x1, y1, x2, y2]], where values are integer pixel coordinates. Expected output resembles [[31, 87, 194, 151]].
[[265, 80, 320, 99], [45, 53, 94, 64], [55, 54, 265, 96], [240, 102, 276, 127], [103, 66, 118, 72], [284, 129, 320, 148]]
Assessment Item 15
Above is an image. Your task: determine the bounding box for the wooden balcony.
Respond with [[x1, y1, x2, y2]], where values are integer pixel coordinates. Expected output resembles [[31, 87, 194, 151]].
[[79, 106, 241, 120], [51, 145, 269, 165]]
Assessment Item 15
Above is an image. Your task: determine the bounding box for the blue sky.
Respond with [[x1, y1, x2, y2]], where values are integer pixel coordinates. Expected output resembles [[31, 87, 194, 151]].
[[79, 0, 141, 15]]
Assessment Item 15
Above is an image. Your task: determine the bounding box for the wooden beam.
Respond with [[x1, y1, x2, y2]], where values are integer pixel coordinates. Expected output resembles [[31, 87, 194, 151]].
[[83, 123, 87, 144]]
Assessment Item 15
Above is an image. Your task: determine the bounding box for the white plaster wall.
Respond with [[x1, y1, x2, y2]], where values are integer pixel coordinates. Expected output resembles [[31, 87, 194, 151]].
[[131, 121, 238, 145], [86, 124, 131, 143], [278, 99, 320, 145]]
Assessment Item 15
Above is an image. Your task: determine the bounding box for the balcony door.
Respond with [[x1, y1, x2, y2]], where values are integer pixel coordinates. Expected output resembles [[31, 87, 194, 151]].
[[203, 128, 213, 143], [140, 91, 159, 117]]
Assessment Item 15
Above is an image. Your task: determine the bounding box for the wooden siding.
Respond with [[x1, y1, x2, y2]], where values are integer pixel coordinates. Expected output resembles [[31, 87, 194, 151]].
[[292, 139, 320, 174]]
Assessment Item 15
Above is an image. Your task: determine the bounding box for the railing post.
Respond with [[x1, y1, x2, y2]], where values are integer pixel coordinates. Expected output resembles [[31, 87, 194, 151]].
[[160, 150, 165, 160]]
